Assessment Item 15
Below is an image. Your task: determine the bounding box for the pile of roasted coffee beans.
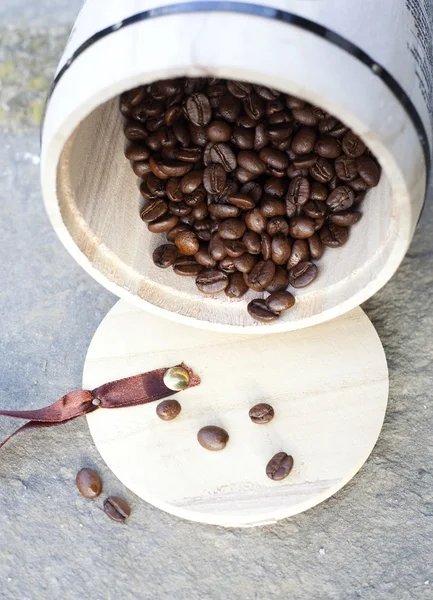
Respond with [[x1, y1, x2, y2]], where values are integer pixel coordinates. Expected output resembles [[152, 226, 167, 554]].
[[120, 77, 381, 323]]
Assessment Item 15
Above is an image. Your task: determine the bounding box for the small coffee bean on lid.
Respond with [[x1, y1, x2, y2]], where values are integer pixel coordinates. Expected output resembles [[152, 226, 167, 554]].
[[103, 496, 131, 522], [249, 403, 275, 424], [156, 399, 182, 421], [266, 452, 294, 481], [76, 468, 102, 499], [197, 426, 229, 451]]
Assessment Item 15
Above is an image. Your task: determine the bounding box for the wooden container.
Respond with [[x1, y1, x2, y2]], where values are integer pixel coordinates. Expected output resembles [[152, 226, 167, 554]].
[[41, 0, 432, 333]]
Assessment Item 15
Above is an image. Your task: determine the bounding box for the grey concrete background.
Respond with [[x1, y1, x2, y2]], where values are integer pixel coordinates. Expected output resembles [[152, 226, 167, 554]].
[[0, 4, 432, 599]]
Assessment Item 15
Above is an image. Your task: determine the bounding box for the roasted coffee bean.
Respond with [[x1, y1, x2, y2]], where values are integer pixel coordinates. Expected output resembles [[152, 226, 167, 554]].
[[227, 193, 256, 210], [247, 299, 279, 323], [207, 120, 232, 142], [349, 177, 369, 191], [166, 223, 191, 242], [259, 148, 289, 170], [247, 260, 276, 291], [292, 153, 318, 170], [320, 223, 349, 247], [266, 290, 295, 312], [266, 452, 294, 480], [303, 200, 327, 219], [197, 426, 229, 451], [124, 122, 149, 141], [172, 120, 191, 146], [76, 468, 102, 499], [271, 234, 291, 265], [235, 167, 258, 183], [140, 199, 168, 222], [146, 173, 166, 197], [226, 80, 253, 98], [310, 182, 329, 202], [261, 232, 272, 260], [266, 98, 285, 115], [203, 164, 227, 194], [285, 199, 297, 219], [245, 208, 267, 234], [219, 94, 241, 122], [315, 135, 341, 159], [291, 127, 316, 155], [219, 256, 237, 274], [218, 218, 247, 240], [150, 158, 192, 179], [165, 105, 183, 126], [254, 123, 270, 151], [267, 266, 290, 292], [210, 143, 237, 172], [356, 156, 381, 187], [103, 496, 131, 522], [335, 155, 358, 181], [309, 157, 334, 183], [209, 235, 228, 261], [233, 252, 258, 273], [168, 201, 191, 217], [231, 126, 255, 150], [261, 197, 286, 218], [287, 164, 308, 179], [165, 178, 183, 202], [289, 217, 316, 239], [264, 177, 287, 198], [184, 188, 206, 206], [307, 232, 324, 260], [286, 95, 305, 110], [132, 161, 151, 177], [175, 230, 200, 255], [174, 147, 203, 163], [209, 203, 240, 219], [243, 92, 265, 121], [286, 239, 310, 269], [287, 177, 310, 206], [241, 182, 263, 203], [177, 171, 202, 194], [195, 245, 217, 267], [191, 202, 209, 221], [196, 269, 229, 294], [224, 240, 246, 258], [147, 116, 165, 132], [342, 130, 366, 158], [121, 86, 146, 109], [153, 244, 178, 268], [225, 271, 249, 298], [326, 186, 355, 212], [292, 106, 320, 126], [268, 110, 291, 125], [156, 399, 182, 421], [125, 143, 150, 162], [184, 93, 212, 127], [189, 123, 208, 147], [268, 123, 293, 144], [148, 214, 179, 233], [267, 216, 289, 237], [314, 215, 327, 232], [329, 211, 362, 226], [243, 230, 261, 254], [249, 403, 275, 424], [238, 151, 266, 175], [173, 256, 202, 276], [289, 261, 318, 288], [320, 118, 348, 138]]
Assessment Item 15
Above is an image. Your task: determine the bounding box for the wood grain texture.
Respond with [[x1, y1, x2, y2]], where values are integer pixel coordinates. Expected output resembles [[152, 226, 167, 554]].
[[83, 300, 388, 527], [41, 8, 426, 333]]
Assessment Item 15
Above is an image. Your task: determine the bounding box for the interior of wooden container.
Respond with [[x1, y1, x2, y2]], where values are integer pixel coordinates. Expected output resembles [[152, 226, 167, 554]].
[[56, 95, 395, 330]]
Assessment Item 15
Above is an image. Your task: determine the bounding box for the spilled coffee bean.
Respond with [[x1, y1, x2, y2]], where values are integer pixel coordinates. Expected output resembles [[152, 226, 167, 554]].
[[266, 452, 294, 481], [249, 403, 275, 424], [103, 496, 131, 522], [197, 426, 229, 451], [76, 468, 102, 499]]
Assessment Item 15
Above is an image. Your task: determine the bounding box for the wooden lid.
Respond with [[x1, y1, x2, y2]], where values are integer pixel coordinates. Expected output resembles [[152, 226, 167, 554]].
[[83, 300, 388, 527]]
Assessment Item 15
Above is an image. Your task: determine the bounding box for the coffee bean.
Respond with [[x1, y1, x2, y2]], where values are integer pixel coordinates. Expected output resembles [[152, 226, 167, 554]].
[[245, 208, 267, 234], [227, 193, 255, 210], [180, 170, 203, 193], [243, 92, 265, 121], [193, 246, 216, 268], [266, 452, 294, 480], [184, 93, 212, 127], [249, 403, 275, 424], [76, 468, 102, 499], [267, 216, 289, 237], [309, 157, 334, 183], [203, 164, 227, 194], [271, 234, 291, 265], [320, 223, 349, 247], [287, 177, 310, 206], [292, 106, 319, 126], [224, 240, 246, 258], [173, 255, 202, 276], [156, 399, 182, 420], [140, 199, 168, 222], [307, 232, 324, 260], [218, 218, 247, 240], [196, 269, 229, 294], [261, 197, 286, 218], [292, 152, 318, 170], [231, 127, 255, 150], [166, 223, 191, 242], [309, 182, 328, 201], [197, 426, 229, 451], [268, 123, 294, 144], [237, 151, 266, 175], [254, 123, 269, 151], [247, 260, 276, 291], [329, 211, 362, 226], [264, 177, 287, 198], [227, 80, 253, 98], [132, 161, 151, 177], [267, 266, 290, 292], [153, 244, 178, 268], [266, 290, 295, 312], [209, 235, 228, 261], [219, 94, 241, 122], [225, 272, 249, 298], [103, 496, 131, 522], [243, 230, 261, 254], [289, 217, 316, 239], [169, 201, 192, 217], [148, 215, 179, 233], [210, 143, 237, 172], [289, 261, 318, 287], [303, 200, 327, 219], [356, 156, 381, 187], [174, 230, 200, 255], [335, 155, 358, 181], [233, 252, 258, 273], [125, 143, 150, 162], [247, 299, 279, 322], [207, 120, 232, 142], [259, 148, 289, 170], [320, 118, 348, 138], [326, 186, 355, 212], [315, 135, 341, 159], [124, 121, 149, 141], [219, 256, 237, 274], [261, 232, 272, 261], [209, 203, 240, 219], [184, 188, 206, 206], [291, 127, 316, 155], [174, 147, 203, 163], [342, 131, 366, 158]]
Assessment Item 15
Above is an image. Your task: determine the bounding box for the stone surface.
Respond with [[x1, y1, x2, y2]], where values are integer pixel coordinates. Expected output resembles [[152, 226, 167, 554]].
[[0, 3, 432, 599]]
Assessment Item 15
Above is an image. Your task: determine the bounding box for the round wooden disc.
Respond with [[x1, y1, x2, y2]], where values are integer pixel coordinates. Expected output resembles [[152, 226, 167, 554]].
[[83, 301, 388, 527]]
